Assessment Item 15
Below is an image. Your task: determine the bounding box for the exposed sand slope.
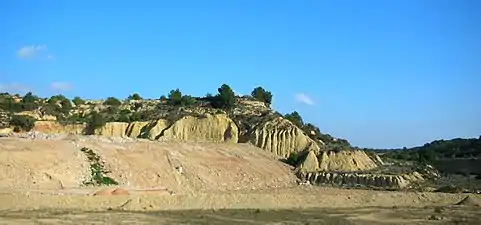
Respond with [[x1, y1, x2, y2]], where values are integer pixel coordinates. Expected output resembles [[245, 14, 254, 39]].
[[0, 136, 298, 194]]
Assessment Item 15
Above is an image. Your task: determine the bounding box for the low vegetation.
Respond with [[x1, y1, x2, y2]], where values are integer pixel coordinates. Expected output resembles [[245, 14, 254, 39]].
[[80, 147, 119, 186], [9, 115, 35, 132]]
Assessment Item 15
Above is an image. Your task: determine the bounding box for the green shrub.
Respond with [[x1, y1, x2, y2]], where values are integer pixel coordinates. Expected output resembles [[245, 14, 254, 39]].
[[21, 92, 38, 104], [251, 86, 273, 106], [80, 147, 119, 186], [0, 95, 22, 112], [159, 95, 167, 102], [47, 94, 68, 104], [284, 111, 303, 128], [16, 92, 40, 111], [181, 95, 196, 106], [285, 152, 301, 166], [103, 97, 121, 106], [127, 93, 142, 100], [72, 96, 85, 106], [167, 89, 183, 106], [10, 115, 35, 132], [87, 112, 106, 132]]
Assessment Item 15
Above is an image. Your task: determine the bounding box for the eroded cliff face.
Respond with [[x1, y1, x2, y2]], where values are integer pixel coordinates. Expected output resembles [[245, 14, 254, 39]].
[[299, 171, 425, 190], [34, 121, 85, 135], [29, 114, 319, 158], [32, 114, 239, 143], [162, 114, 238, 143], [244, 116, 321, 158], [297, 149, 379, 173], [318, 150, 379, 172]]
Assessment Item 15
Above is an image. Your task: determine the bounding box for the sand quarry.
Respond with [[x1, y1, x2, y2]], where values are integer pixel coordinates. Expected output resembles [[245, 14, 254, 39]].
[[0, 135, 480, 225]]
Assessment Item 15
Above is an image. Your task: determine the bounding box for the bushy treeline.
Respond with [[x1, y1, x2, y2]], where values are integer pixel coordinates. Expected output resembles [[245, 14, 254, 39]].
[[0, 84, 276, 131], [366, 137, 481, 164]]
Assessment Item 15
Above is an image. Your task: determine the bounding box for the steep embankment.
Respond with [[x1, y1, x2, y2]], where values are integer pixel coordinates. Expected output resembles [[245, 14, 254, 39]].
[[0, 136, 298, 193], [32, 114, 320, 158], [31, 115, 384, 174], [245, 116, 320, 158], [298, 150, 379, 172]]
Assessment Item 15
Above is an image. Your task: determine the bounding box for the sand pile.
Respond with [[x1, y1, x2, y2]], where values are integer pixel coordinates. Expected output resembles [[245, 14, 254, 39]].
[[0, 136, 298, 193]]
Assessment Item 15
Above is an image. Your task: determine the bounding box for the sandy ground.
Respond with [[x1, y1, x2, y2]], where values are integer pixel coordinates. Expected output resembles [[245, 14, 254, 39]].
[[0, 136, 480, 224], [0, 187, 480, 224]]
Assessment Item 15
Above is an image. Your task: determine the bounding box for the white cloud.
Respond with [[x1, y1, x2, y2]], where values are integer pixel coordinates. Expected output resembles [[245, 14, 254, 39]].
[[295, 93, 315, 106], [0, 83, 32, 94], [50, 82, 72, 91], [17, 44, 49, 59]]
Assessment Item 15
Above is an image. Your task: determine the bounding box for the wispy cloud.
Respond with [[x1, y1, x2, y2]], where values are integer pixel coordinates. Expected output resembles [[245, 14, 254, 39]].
[[50, 82, 72, 91], [0, 83, 32, 94], [17, 44, 53, 59], [295, 93, 315, 106]]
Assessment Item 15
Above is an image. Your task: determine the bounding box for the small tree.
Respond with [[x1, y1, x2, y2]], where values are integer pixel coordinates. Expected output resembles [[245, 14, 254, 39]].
[[20, 92, 39, 111], [87, 112, 106, 132], [103, 97, 121, 106], [212, 84, 236, 109], [159, 95, 167, 102], [181, 95, 196, 106], [284, 111, 304, 128], [59, 99, 72, 114], [47, 94, 68, 104], [251, 86, 273, 106], [167, 89, 183, 106], [127, 93, 142, 101], [21, 92, 38, 103], [72, 96, 85, 106]]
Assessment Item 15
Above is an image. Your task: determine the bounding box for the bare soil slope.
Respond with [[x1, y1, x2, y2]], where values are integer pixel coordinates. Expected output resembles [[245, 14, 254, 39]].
[[0, 136, 298, 194]]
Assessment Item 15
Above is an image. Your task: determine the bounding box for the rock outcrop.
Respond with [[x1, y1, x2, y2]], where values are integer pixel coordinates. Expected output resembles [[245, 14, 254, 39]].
[[159, 114, 238, 143], [245, 117, 321, 158], [298, 151, 319, 172], [299, 171, 425, 190], [318, 150, 379, 172], [34, 121, 85, 135]]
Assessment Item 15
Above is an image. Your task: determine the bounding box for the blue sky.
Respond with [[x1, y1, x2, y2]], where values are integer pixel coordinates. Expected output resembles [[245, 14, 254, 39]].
[[1, 0, 480, 148]]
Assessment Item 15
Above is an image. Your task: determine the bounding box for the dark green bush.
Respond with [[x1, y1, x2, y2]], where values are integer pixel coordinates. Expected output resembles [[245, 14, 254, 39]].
[[251, 86, 273, 106], [10, 115, 35, 132], [72, 96, 85, 106], [103, 97, 122, 106], [284, 111, 303, 128], [211, 84, 236, 109], [127, 93, 142, 100], [87, 112, 106, 132], [285, 152, 301, 166], [167, 89, 183, 106]]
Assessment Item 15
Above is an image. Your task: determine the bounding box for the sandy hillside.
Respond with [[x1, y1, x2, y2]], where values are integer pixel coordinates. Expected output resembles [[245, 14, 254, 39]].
[[0, 135, 298, 194], [1, 136, 481, 224]]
